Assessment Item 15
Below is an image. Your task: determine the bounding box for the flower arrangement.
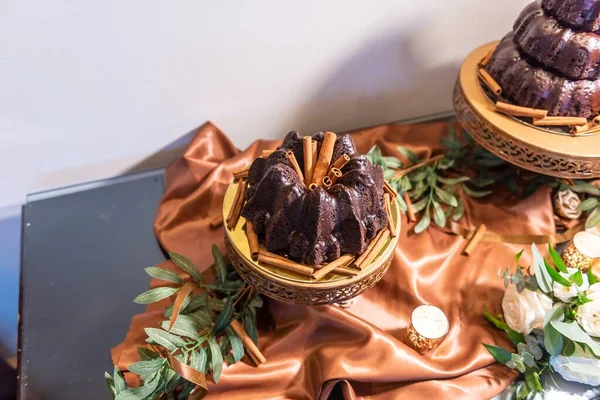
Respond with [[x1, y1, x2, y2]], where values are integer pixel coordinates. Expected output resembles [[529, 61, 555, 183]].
[[484, 244, 600, 399]]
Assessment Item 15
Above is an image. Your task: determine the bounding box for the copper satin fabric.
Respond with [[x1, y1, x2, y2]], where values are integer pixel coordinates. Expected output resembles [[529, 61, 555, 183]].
[[110, 120, 567, 399]]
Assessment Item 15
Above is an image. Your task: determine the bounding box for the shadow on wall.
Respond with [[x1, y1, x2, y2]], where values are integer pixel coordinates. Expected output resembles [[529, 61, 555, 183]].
[[124, 30, 458, 173], [0, 211, 21, 359]]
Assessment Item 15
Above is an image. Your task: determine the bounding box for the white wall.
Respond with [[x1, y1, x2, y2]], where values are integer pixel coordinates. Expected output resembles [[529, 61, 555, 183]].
[[0, 0, 529, 210]]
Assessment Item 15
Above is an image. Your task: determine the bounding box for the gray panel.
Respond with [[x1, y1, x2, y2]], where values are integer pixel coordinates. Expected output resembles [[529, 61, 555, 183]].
[[20, 170, 167, 399]]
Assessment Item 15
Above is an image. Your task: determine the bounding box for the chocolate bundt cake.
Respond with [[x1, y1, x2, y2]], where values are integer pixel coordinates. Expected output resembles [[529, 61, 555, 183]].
[[542, 0, 600, 33], [241, 131, 387, 266], [484, 1, 600, 118], [486, 33, 600, 118]]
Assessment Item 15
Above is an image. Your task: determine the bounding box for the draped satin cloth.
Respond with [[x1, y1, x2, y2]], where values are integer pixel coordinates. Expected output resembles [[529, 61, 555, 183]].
[[110, 120, 563, 399]]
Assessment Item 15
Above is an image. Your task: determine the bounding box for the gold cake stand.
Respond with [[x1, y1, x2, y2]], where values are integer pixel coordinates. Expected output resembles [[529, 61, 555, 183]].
[[453, 42, 600, 179], [222, 180, 402, 306]]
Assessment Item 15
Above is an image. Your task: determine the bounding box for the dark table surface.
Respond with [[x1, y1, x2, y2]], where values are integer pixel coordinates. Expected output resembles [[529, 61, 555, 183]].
[[19, 170, 168, 399]]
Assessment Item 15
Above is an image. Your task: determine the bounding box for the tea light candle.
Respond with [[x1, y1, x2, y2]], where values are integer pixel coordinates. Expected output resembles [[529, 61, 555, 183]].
[[406, 305, 449, 354], [563, 231, 600, 270]]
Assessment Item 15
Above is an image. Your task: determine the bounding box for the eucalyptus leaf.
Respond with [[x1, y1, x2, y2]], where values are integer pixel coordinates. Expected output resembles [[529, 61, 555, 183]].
[[127, 359, 164, 378], [432, 200, 446, 228], [397, 146, 420, 164], [213, 296, 234, 334], [578, 197, 599, 211], [145, 328, 186, 351], [170, 252, 203, 283], [208, 336, 224, 383], [548, 244, 568, 273], [134, 287, 180, 305], [482, 343, 512, 364], [452, 199, 465, 222], [586, 208, 600, 229], [462, 184, 492, 198], [414, 209, 431, 234], [411, 197, 429, 213], [434, 187, 458, 207], [564, 339, 576, 356], [532, 244, 552, 293], [211, 245, 227, 285], [550, 321, 600, 357], [105, 372, 116, 397], [544, 323, 564, 356], [144, 266, 183, 284], [438, 176, 470, 185], [114, 366, 126, 392], [226, 326, 245, 363]]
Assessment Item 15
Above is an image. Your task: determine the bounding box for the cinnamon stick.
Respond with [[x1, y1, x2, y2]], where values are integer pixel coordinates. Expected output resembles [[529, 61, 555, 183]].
[[330, 154, 350, 171], [311, 254, 355, 281], [479, 48, 495, 67], [257, 252, 314, 276], [533, 117, 588, 127], [384, 181, 397, 199], [233, 165, 250, 176], [403, 192, 417, 222], [311, 140, 318, 170], [233, 170, 249, 180], [309, 183, 318, 191], [230, 319, 266, 365], [285, 151, 304, 182], [263, 250, 357, 276], [354, 228, 387, 269], [593, 116, 600, 126], [394, 154, 443, 179], [322, 176, 332, 189], [226, 180, 248, 230], [303, 136, 313, 185], [571, 123, 595, 134], [495, 101, 547, 119], [463, 224, 487, 256], [245, 221, 260, 260], [356, 229, 390, 270], [311, 131, 337, 185], [478, 68, 502, 96], [262, 149, 275, 157], [327, 167, 342, 185], [209, 214, 223, 229], [384, 193, 396, 237]]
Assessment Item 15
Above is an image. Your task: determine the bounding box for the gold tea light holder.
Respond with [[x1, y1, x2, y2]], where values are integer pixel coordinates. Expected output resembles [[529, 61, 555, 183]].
[[222, 179, 402, 306], [406, 305, 449, 354], [561, 231, 600, 271]]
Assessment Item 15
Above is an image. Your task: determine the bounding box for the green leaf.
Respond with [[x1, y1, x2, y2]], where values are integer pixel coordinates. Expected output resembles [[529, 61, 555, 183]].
[[226, 326, 245, 363], [570, 182, 600, 196], [105, 371, 116, 398], [144, 266, 183, 284], [484, 307, 509, 330], [115, 374, 161, 400], [432, 201, 446, 228], [586, 208, 600, 229], [414, 209, 431, 234], [137, 347, 159, 361], [382, 156, 402, 169], [211, 245, 227, 285], [524, 370, 542, 395], [462, 184, 492, 198], [395, 194, 408, 212], [550, 321, 600, 357], [367, 146, 383, 165], [127, 359, 164, 378], [434, 187, 458, 207], [438, 176, 470, 185], [208, 336, 224, 383], [569, 269, 584, 286], [544, 258, 571, 287], [515, 249, 524, 264], [113, 366, 126, 392], [161, 316, 201, 339], [411, 197, 429, 213], [578, 197, 599, 211], [213, 296, 234, 334], [244, 313, 259, 344], [566, 362, 600, 378], [506, 329, 525, 346], [170, 252, 203, 283], [532, 244, 552, 293], [548, 244, 568, 273], [544, 323, 564, 356], [563, 339, 576, 356], [471, 177, 495, 188], [482, 343, 512, 364], [397, 146, 420, 164], [587, 269, 599, 285], [191, 347, 208, 374], [440, 137, 462, 150], [133, 287, 180, 304], [452, 198, 465, 222], [144, 328, 186, 351]]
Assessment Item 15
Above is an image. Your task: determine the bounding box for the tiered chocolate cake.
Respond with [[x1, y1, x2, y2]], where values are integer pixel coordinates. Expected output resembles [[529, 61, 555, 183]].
[[485, 0, 600, 119], [241, 131, 387, 266]]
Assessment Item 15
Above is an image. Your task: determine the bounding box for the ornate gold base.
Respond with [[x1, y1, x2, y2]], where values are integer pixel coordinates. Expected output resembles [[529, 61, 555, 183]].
[[222, 180, 401, 306], [454, 42, 600, 179]]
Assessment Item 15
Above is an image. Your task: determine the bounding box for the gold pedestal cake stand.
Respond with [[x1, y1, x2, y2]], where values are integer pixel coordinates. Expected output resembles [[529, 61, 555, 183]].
[[222, 180, 402, 306], [454, 42, 600, 179]]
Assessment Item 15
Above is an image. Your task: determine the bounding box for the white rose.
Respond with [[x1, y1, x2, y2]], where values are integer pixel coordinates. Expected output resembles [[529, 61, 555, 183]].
[[577, 300, 600, 337], [502, 285, 553, 335], [586, 282, 600, 301], [550, 353, 600, 386], [552, 267, 590, 302]]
